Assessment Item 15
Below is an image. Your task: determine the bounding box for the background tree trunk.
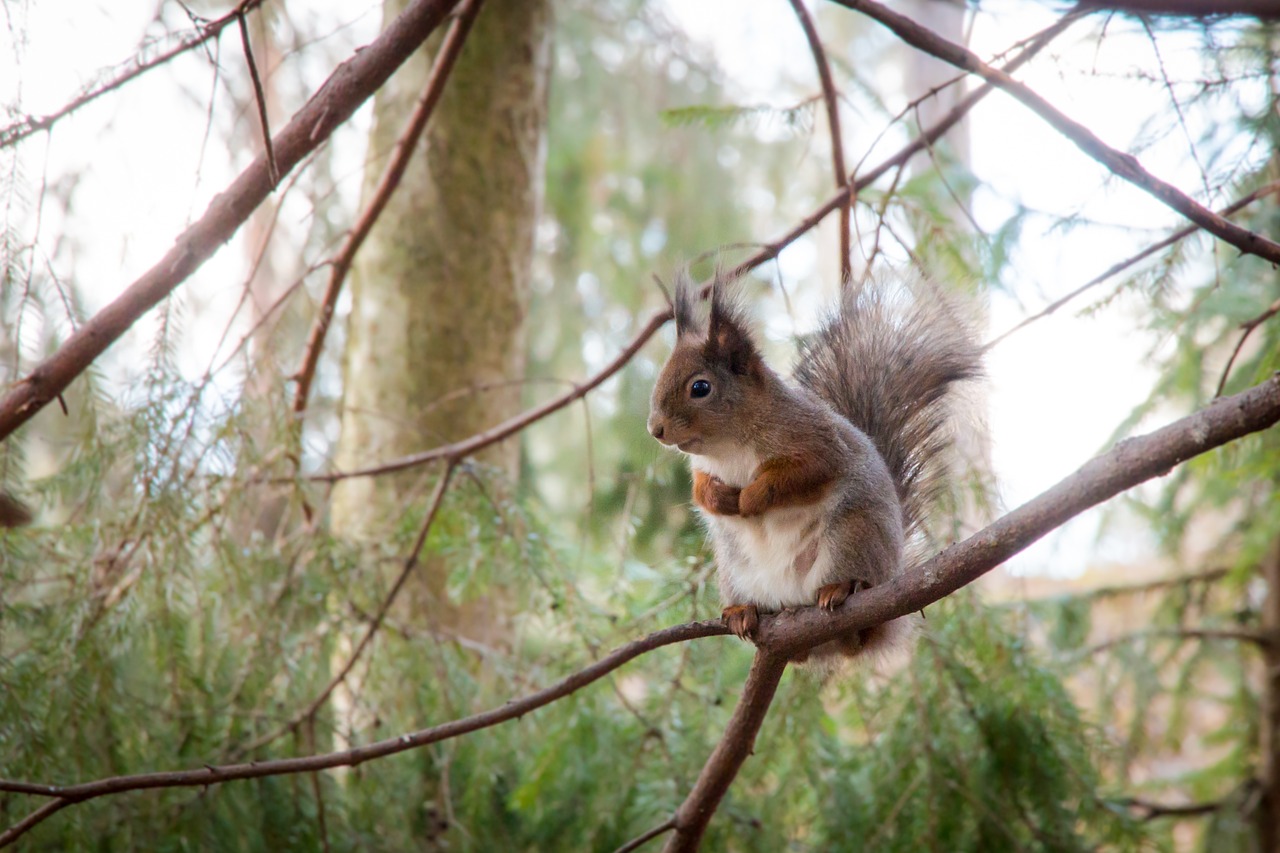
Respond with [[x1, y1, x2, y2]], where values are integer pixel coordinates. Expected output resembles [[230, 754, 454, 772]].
[[331, 0, 550, 543]]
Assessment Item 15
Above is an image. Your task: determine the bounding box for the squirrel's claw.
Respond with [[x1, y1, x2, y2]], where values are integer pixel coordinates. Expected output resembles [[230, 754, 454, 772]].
[[816, 579, 867, 610], [722, 604, 759, 640]]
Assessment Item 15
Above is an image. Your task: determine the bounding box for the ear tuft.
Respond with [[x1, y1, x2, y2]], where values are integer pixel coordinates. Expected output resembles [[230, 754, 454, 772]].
[[672, 270, 704, 339], [706, 272, 760, 376]]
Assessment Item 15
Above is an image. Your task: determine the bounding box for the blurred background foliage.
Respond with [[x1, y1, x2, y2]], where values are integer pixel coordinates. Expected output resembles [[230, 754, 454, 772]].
[[2, 0, 1279, 850]]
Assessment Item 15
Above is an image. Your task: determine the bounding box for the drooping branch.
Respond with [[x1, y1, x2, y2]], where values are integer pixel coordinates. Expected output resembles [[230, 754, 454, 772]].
[[291, 0, 486, 417], [0, 0, 464, 443], [5, 373, 1277, 847], [827, 0, 1280, 266], [311, 19, 1073, 485]]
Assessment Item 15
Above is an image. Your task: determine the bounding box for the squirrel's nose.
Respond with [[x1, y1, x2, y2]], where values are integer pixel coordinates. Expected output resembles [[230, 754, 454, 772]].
[[649, 420, 665, 441]]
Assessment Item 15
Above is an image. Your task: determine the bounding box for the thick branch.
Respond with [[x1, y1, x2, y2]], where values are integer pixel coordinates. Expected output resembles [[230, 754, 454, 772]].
[[663, 651, 789, 852], [753, 373, 1280, 657], [0, 0, 464, 443], [0, 619, 728, 847], [828, 0, 1280, 266]]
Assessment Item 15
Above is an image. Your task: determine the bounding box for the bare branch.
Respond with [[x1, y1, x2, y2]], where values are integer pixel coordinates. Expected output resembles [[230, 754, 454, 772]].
[[786, 0, 853, 282], [237, 9, 279, 185], [291, 0, 487, 417], [613, 818, 677, 853], [1079, 1, 1280, 18], [0, 0, 465, 443], [1217, 294, 1280, 396], [1075, 627, 1271, 658], [1120, 795, 1227, 820], [663, 651, 789, 852], [827, 0, 1280, 265]]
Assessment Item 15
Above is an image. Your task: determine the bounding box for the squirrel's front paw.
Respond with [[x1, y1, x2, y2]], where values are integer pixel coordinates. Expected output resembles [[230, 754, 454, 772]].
[[722, 604, 759, 640], [694, 472, 742, 516]]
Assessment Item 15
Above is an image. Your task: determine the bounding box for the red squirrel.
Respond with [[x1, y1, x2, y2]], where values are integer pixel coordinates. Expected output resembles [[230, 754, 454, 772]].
[[647, 272, 981, 664]]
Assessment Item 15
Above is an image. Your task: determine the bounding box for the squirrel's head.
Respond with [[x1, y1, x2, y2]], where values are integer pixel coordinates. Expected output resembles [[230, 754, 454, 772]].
[[647, 271, 764, 456]]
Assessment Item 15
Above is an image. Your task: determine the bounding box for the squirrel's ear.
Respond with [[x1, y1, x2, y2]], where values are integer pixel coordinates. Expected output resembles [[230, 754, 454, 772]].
[[672, 271, 704, 339], [706, 274, 761, 377]]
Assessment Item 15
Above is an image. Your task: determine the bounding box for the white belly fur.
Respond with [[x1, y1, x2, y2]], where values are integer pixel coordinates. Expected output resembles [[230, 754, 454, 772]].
[[693, 451, 836, 610]]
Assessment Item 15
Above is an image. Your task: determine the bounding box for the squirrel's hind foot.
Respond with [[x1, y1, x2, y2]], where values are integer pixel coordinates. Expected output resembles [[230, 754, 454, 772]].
[[816, 578, 869, 610], [722, 604, 759, 640]]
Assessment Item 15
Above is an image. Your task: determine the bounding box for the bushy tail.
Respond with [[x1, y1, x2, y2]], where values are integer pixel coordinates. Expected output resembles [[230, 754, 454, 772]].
[[794, 277, 982, 537]]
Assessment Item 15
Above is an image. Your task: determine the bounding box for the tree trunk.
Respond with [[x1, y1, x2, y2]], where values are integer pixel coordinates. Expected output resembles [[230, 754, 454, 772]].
[[1260, 538, 1280, 851], [332, 0, 550, 539]]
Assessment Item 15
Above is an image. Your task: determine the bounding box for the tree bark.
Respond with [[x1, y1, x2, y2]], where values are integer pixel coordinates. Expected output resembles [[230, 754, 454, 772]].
[[1260, 536, 1280, 851], [332, 0, 550, 540]]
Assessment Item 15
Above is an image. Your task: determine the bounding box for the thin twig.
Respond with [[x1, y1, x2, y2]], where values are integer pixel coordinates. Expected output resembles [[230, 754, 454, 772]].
[[238, 9, 279, 185], [1119, 795, 1226, 820], [1216, 295, 1280, 396], [828, 0, 1280, 265], [987, 181, 1280, 350], [291, 0, 486, 417], [787, 0, 852, 282], [1073, 627, 1270, 659], [613, 818, 677, 853]]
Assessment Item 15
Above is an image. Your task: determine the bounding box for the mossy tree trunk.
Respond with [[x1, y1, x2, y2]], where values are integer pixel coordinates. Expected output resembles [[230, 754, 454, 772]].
[[332, 0, 551, 617]]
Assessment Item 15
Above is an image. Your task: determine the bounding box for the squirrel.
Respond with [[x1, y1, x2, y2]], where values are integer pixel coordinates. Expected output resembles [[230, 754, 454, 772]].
[[647, 271, 981, 665]]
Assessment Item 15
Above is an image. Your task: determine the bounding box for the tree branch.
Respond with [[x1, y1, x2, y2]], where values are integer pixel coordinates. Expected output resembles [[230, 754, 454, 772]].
[[0, 0, 465, 443], [827, 0, 1280, 266], [663, 651, 789, 852], [291, 0, 486, 417], [987, 180, 1280, 351], [752, 373, 1280, 658]]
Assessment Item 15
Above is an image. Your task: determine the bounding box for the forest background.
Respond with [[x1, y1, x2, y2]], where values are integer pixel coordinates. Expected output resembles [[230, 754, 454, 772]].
[[1, 0, 1279, 850]]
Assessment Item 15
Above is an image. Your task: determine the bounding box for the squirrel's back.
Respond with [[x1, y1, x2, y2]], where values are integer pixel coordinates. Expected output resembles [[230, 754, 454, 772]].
[[793, 277, 982, 538]]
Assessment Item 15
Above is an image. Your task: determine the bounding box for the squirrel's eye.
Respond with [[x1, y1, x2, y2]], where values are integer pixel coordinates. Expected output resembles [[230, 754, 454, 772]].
[[690, 379, 711, 399]]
